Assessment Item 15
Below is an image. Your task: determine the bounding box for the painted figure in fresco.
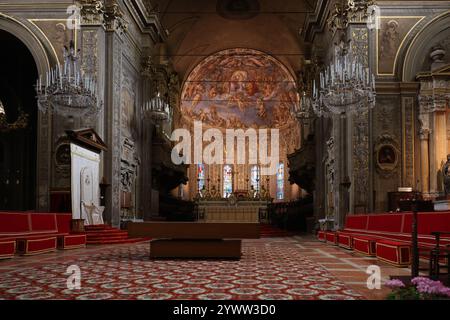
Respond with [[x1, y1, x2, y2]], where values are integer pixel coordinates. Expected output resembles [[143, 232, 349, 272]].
[[256, 98, 266, 119], [180, 49, 298, 129], [380, 20, 400, 58]]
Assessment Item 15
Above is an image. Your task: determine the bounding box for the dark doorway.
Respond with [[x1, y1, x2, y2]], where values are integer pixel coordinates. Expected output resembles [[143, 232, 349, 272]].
[[0, 30, 38, 210]]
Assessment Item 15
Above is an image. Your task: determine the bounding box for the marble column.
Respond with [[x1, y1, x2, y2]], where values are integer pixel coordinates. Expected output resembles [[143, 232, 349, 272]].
[[419, 129, 430, 194], [432, 111, 447, 194]]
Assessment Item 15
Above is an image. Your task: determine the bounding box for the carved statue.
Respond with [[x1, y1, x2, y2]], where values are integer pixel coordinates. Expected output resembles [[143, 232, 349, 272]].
[[443, 154, 450, 195]]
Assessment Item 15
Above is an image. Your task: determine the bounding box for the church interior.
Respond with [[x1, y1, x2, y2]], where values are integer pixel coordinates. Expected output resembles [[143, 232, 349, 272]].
[[0, 0, 450, 303]]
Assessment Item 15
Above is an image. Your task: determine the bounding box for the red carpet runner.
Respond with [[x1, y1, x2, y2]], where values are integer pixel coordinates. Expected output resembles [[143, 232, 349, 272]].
[[85, 225, 148, 245]]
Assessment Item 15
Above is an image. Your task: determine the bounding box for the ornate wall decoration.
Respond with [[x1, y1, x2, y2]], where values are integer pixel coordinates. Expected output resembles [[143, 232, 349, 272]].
[[80, 30, 99, 128], [351, 27, 370, 209], [120, 73, 137, 139], [80, 0, 105, 25], [104, 1, 128, 34], [180, 48, 298, 129], [81, 31, 98, 78], [110, 34, 122, 224], [377, 17, 424, 75], [402, 97, 415, 188], [53, 141, 71, 189], [120, 138, 138, 193], [328, 0, 374, 33], [325, 137, 336, 188], [374, 134, 400, 178], [376, 103, 394, 132]]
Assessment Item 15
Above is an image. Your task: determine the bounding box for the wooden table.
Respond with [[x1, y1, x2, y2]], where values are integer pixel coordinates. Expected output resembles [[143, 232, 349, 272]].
[[127, 222, 260, 259]]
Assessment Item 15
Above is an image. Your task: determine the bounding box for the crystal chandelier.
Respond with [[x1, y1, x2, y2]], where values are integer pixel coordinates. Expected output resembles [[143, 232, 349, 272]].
[[310, 0, 376, 118], [312, 42, 376, 117], [142, 92, 171, 122], [35, 41, 101, 118], [293, 91, 314, 122]]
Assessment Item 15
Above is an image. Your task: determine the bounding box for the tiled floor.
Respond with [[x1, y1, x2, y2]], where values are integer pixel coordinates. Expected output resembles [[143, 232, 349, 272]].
[[292, 235, 423, 299], [0, 236, 424, 300]]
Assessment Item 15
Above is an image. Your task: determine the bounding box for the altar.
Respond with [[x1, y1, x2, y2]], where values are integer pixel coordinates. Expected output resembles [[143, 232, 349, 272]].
[[195, 190, 271, 223]]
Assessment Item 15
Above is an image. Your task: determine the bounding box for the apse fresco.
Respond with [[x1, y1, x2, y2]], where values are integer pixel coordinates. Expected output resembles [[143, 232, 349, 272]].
[[181, 48, 298, 129]]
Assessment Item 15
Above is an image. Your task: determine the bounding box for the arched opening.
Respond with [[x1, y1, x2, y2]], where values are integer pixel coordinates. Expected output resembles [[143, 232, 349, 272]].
[[179, 48, 301, 201], [0, 29, 38, 210]]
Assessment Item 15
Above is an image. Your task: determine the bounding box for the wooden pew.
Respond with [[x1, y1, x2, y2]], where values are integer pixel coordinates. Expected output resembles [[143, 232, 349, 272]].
[[128, 222, 260, 259]]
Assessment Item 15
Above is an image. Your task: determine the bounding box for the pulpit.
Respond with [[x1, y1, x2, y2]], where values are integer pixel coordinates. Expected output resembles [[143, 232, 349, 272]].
[[66, 129, 107, 225]]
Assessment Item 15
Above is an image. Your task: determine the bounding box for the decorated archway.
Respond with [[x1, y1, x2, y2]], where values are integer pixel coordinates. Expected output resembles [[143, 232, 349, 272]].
[[178, 48, 301, 200]]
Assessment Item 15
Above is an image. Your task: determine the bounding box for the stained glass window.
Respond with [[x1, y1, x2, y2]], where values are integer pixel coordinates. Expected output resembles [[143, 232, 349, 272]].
[[250, 165, 260, 192], [197, 164, 205, 193], [223, 165, 233, 198], [276, 163, 284, 200]]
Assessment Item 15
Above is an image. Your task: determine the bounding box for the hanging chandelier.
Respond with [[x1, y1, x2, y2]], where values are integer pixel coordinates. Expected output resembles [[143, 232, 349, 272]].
[[312, 41, 376, 117], [142, 92, 171, 122], [310, 0, 376, 118], [293, 91, 314, 122], [35, 41, 101, 118]]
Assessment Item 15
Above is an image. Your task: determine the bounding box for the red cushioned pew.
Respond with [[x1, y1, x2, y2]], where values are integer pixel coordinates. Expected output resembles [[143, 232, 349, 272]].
[[317, 211, 450, 267], [0, 212, 86, 258]]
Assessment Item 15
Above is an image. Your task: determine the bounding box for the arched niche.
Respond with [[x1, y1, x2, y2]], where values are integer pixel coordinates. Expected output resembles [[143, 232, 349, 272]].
[[0, 13, 58, 210]]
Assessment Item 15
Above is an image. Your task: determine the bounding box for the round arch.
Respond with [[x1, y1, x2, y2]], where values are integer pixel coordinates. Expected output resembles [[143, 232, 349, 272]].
[[180, 47, 299, 130], [401, 11, 450, 81], [0, 13, 58, 210], [0, 12, 57, 75]]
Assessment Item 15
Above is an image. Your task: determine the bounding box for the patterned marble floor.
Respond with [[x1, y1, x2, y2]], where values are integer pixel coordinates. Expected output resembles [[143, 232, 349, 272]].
[[0, 236, 415, 300]]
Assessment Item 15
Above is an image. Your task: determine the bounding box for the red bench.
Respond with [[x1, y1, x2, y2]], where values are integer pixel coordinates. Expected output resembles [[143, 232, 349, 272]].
[[317, 230, 326, 241], [0, 212, 86, 258], [317, 212, 450, 266]]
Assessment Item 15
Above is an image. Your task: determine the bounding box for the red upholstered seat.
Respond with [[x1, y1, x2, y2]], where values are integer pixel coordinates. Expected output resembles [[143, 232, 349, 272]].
[[352, 236, 377, 256], [336, 232, 353, 249], [0, 239, 16, 259], [0, 212, 86, 256], [16, 236, 57, 255], [55, 213, 86, 249], [376, 239, 411, 267], [325, 231, 337, 244], [318, 212, 450, 267], [0, 212, 30, 236], [317, 230, 326, 241]]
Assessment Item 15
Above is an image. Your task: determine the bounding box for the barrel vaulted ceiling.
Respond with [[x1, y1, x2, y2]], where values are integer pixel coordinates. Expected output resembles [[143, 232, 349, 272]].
[[145, 0, 318, 81]]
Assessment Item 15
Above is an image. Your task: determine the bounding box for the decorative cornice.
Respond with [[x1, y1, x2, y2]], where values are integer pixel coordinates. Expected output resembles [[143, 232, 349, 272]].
[[80, 0, 105, 26], [302, 0, 329, 43], [328, 0, 373, 33], [375, 82, 420, 95], [104, 1, 128, 34], [124, 0, 167, 43]]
